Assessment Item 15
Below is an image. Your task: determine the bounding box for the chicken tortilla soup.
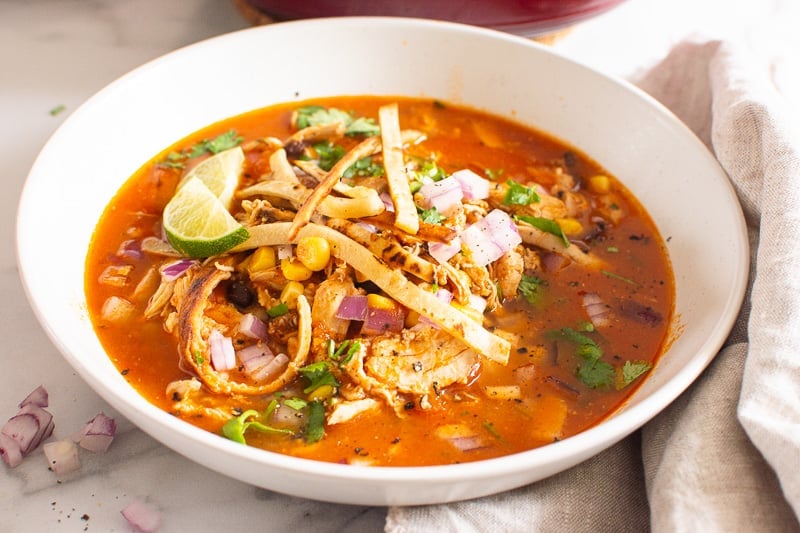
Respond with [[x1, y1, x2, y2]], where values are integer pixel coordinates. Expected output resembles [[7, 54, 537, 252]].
[[85, 96, 674, 466]]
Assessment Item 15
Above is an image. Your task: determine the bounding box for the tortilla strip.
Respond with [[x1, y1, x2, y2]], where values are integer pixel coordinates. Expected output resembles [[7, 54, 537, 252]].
[[379, 103, 419, 235], [288, 136, 383, 241], [284, 121, 346, 146], [515, 224, 607, 269], [287, 130, 426, 241], [326, 218, 441, 285], [232, 222, 511, 365], [177, 265, 312, 395]]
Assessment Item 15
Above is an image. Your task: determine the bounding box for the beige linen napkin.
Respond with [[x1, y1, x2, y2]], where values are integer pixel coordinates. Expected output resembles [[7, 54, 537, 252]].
[[386, 40, 800, 533]]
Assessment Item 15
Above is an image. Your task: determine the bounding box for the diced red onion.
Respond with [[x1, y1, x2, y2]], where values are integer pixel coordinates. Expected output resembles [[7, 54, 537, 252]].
[[117, 239, 144, 260], [583, 292, 612, 328], [121, 499, 162, 533], [0, 433, 23, 468], [428, 237, 461, 264], [461, 209, 521, 266], [418, 176, 463, 215], [451, 169, 490, 201], [43, 440, 80, 475], [276, 244, 293, 260], [160, 259, 196, 281], [239, 313, 268, 340], [237, 343, 274, 364], [78, 412, 116, 454], [19, 385, 49, 408], [513, 363, 537, 385], [336, 295, 368, 321], [1, 413, 39, 455], [449, 435, 487, 452], [379, 191, 395, 212], [361, 306, 405, 335], [16, 404, 54, 454], [541, 252, 569, 272], [250, 353, 289, 383], [209, 329, 236, 371]]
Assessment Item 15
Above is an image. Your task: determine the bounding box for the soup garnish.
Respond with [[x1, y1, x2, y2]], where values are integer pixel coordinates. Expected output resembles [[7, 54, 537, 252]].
[[86, 96, 674, 466]]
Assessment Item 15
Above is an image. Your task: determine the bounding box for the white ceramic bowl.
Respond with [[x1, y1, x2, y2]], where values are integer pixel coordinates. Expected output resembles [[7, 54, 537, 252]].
[[17, 18, 748, 506]]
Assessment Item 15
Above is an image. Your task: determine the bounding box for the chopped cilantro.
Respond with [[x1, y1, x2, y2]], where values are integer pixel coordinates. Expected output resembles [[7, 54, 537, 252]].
[[157, 130, 243, 168], [607, 246, 619, 253], [49, 104, 66, 116], [517, 274, 546, 306], [516, 214, 570, 248], [484, 168, 504, 181], [618, 361, 652, 389], [299, 361, 340, 394], [601, 270, 639, 286], [305, 401, 326, 443], [577, 359, 616, 389], [433, 99, 446, 109], [295, 105, 380, 136], [503, 180, 540, 206], [266, 302, 289, 318], [283, 397, 308, 411], [327, 339, 361, 366], [343, 156, 384, 178], [313, 141, 346, 171], [482, 421, 505, 441], [418, 207, 446, 225], [221, 402, 294, 445], [193, 351, 204, 366]]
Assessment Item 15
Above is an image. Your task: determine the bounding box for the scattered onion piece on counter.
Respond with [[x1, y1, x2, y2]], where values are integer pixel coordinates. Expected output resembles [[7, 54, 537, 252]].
[[43, 440, 81, 475], [0, 385, 55, 468], [121, 499, 162, 533], [77, 412, 117, 453], [19, 385, 49, 408]]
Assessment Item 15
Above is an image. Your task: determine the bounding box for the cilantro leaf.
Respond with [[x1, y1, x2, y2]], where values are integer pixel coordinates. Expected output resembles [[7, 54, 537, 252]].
[[516, 214, 570, 248], [283, 397, 308, 411], [313, 141, 346, 171], [328, 339, 361, 366], [221, 405, 294, 445], [577, 359, 616, 389], [343, 156, 384, 178], [305, 401, 326, 443], [503, 180, 540, 206], [418, 207, 446, 225], [517, 274, 546, 306], [266, 302, 289, 318], [618, 360, 652, 389], [295, 106, 379, 136], [484, 168, 504, 181], [299, 361, 340, 394]]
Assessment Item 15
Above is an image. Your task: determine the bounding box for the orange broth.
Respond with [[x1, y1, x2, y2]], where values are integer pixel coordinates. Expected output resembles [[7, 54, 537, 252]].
[[85, 96, 674, 466]]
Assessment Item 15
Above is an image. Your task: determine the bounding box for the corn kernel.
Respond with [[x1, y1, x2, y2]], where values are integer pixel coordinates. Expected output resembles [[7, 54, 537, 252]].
[[588, 175, 611, 194], [405, 310, 421, 327], [280, 280, 305, 309], [249, 246, 277, 272], [280, 257, 312, 281], [367, 293, 396, 310], [556, 217, 583, 236], [308, 384, 334, 402], [296, 236, 331, 271]]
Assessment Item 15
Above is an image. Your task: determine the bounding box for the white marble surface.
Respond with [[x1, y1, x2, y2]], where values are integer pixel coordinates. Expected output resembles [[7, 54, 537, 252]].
[[2, 0, 797, 531]]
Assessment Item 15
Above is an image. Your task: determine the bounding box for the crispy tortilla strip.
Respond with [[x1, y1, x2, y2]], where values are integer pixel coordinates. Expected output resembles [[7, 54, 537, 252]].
[[288, 136, 383, 241], [379, 103, 418, 235], [326, 218, 442, 284], [285, 121, 346, 146], [177, 265, 311, 395], [232, 222, 511, 364], [361, 211, 459, 243], [515, 224, 607, 269]]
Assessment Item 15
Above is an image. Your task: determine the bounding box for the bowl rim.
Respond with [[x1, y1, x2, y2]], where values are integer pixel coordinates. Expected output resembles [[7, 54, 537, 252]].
[[16, 16, 749, 503]]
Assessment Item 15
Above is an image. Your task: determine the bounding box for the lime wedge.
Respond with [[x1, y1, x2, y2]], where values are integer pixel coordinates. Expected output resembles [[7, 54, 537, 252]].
[[179, 146, 244, 209], [163, 177, 249, 258]]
